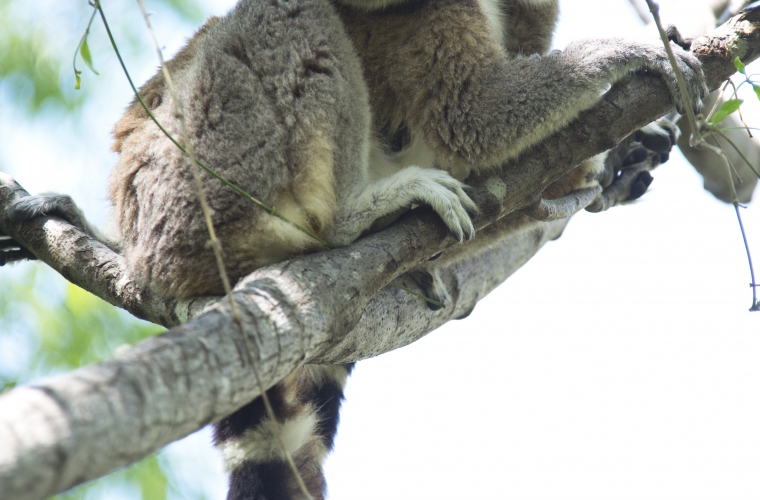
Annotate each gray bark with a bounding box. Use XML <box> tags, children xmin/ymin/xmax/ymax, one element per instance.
<box><xmin>0</xmin><ymin>10</ymin><xmax>759</xmax><ymax>500</ymax></box>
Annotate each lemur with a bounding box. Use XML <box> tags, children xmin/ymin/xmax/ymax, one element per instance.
<box><xmin>2</xmin><ymin>0</ymin><xmax>707</xmax><ymax>498</ymax></box>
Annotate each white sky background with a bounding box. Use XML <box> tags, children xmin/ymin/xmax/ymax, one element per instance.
<box><xmin>1</xmin><ymin>0</ymin><xmax>759</xmax><ymax>499</ymax></box>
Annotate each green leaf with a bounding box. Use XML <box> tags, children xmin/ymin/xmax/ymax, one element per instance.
<box><xmin>734</xmin><ymin>56</ymin><xmax>746</xmax><ymax>75</ymax></box>
<box><xmin>711</xmin><ymin>98</ymin><xmax>743</xmax><ymax>125</ymax></box>
<box><xmin>74</xmin><ymin>71</ymin><xmax>81</xmax><ymax>90</ymax></box>
<box><xmin>753</xmin><ymin>85</ymin><xmax>760</xmax><ymax>101</ymax></box>
<box><xmin>79</xmin><ymin>38</ymin><xmax>99</xmax><ymax>75</ymax></box>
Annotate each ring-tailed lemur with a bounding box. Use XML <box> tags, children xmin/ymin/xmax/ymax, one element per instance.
<box><xmin>3</xmin><ymin>0</ymin><xmax>706</xmax><ymax>497</ymax></box>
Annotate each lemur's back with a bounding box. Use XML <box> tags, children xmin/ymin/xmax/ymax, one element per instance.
<box><xmin>110</xmin><ymin>0</ymin><xmax>371</xmax><ymax>298</ymax></box>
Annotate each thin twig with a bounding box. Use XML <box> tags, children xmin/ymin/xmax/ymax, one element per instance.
<box><xmin>645</xmin><ymin>0</ymin><xmax>757</xmax><ymax>310</ymax></box>
<box><xmin>713</xmin><ymin>128</ymin><xmax>760</xmax><ymax>178</ymax></box>
<box><xmin>705</xmin><ymin>81</ymin><xmax>732</xmax><ymax>122</ymax></box>
<box><xmin>711</xmin><ymin>126</ymin><xmax>760</xmax><ymax>132</ymax></box>
<box><xmin>72</xmin><ymin>8</ymin><xmax>99</xmax><ymax>89</ymax></box>
<box><xmin>726</xmin><ymin>79</ymin><xmax>753</xmax><ymax>137</ymax></box>
<box><xmin>133</xmin><ymin>2</ymin><xmax>314</xmax><ymax>498</ymax></box>
<box><xmin>708</xmin><ymin>134</ymin><xmax>744</xmax><ymax>183</ymax></box>
<box><xmin>734</xmin><ymin>204</ymin><xmax>759</xmax><ymax>311</ymax></box>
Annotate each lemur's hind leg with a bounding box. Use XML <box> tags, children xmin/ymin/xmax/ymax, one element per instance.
<box><xmin>586</xmin><ymin>118</ymin><xmax>678</xmax><ymax>212</ymax></box>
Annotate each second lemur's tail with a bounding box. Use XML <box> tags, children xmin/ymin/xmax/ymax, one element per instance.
<box><xmin>214</xmin><ymin>363</ymin><xmax>355</xmax><ymax>500</ymax></box>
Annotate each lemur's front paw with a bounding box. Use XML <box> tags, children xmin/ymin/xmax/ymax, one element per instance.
<box><xmin>402</xmin><ymin>167</ymin><xmax>477</xmax><ymax>242</ymax></box>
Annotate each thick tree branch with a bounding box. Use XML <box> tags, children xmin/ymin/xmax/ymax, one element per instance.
<box><xmin>1</xmin><ymin>11</ymin><xmax>759</xmax><ymax>500</ymax></box>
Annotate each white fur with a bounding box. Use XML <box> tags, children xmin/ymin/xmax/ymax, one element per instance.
<box><xmin>477</xmin><ymin>0</ymin><xmax>506</xmax><ymax>47</ymax></box>
<box><xmin>219</xmin><ymin>409</ymin><xmax>325</xmax><ymax>470</ymax></box>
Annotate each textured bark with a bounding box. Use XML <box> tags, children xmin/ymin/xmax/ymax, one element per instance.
<box><xmin>0</xmin><ymin>11</ymin><xmax>759</xmax><ymax>500</ymax></box>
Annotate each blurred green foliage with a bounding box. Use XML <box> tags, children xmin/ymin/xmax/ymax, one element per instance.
<box><xmin>0</xmin><ymin>265</ymin><xmax>179</xmax><ymax>500</ymax></box>
<box><xmin>0</xmin><ymin>0</ymin><xmax>204</xmax><ymax>115</ymax></box>
<box><xmin>0</xmin><ymin>1</ymin><xmax>219</xmax><ymax>498</ymax></box>
<box><xmin>0</xmin><ymin>21</ymin><xmax>84</xmax><ymax>113</ymax></box>
<box><xmin>0</xmin><ymin>265</ymin><xmax>162</xmax><ymax>378</ymax></box>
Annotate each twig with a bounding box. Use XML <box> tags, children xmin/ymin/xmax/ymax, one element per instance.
<box><xmin>705</xmin><ymin>81</ymin><xmax>732</xmax><ymax>122</ymax></box>
<box><xmin>713</xmin><ymin>128</ymin><xmax>760</xmax><ymax>178</ymax></box>
<box><xmin>726</xmin><ymin>79</ymin><xmax>753</xmax><ymax>137</ymax></box>
<box><xmin>72</xmin><ymin>8</ymin><xmax>99</xmax><ymax>89</ymax></box>
<box><xmin>645</xmin><ymin>0</ymin><xmax>757</xmax><ymax>309</ymax></box>
<box><xmin>734</xmin><ymin>203</ymin><xmax>759</xmax><ymax>311</ymax></box>
<box><xmin>133</xmin><ymin>2</ymin><xmax>315</xmax><ymax>498</ymax></box>
<box><xmin>646</xmin><ymin>0</ymin><xmax>750</xmax><ymax>198</ymax></box>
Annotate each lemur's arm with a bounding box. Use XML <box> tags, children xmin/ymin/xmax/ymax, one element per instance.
<box><xmin>502</xmin><ymin>0</ymin><xmax>559</xmax><ymax>56</ymax></box>
<box><xmin>336</xmin><ymin>0</ymin><xmax>707</xmax><ymax>174</ymax></box>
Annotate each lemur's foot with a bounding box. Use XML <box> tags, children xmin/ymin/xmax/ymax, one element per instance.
<box><xmin>0</xmin><ymin>235</ymin><xmax>36</xmax><ymax>265</ymax></box>
<box><xmin>632</xmin><ymin>118</ymin><xmax>678</xmax><ymax>166</ymax></box>
<box><xmin>408</xmin><ymin>267</ymin><xmax>450</xmax><ymax>311</ymax></box>
<box><xmin>587</xmin><ymin>118</ymin><xmax>677</xmax><ymax>212</ymax></box>
<box><xmin>400</xmin><ymin>167</ymin><xmax>478</xmax><ymax>243</ymax></box>
<box><xmin>0</xmin><ymin>173</ymin><xmax>39</xmax><ymax>265</ymax></box>
<box><xmin>624</xmin><ymin>118</ymin><xmax>677</xmax><ymax>200</ymax></box>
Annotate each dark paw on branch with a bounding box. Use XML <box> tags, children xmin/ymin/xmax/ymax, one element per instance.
<box><xmin>0</xmin><ymin>235</ymin><xmax>37</xmax><ymax>265</ymax></box>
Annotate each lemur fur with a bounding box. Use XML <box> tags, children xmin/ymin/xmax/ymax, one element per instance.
<box><xmin>4</xmin><ymin>0</ymin><xmax>705</xmax><ymax>498</ymax></box>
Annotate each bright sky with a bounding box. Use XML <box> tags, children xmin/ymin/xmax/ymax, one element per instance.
<box><xmin>1</xmin><ymin>1</ymin><xmax>758</xmax><ymax>499</ymax></box>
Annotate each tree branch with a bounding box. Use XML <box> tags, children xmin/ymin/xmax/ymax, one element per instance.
<box><xmin>1</xmin><ymin>10</ymin><xmax>759</xmax><ymax>500</ymax></box>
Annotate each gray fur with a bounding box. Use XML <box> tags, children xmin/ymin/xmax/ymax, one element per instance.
<box><xmin>334</xmin><ymin>0</ymin><xmax>705</xmax><ymax>180</ymax></box>
<box><xmin>110</xmin><ymin>0</ymin><xmax>477</xmax><ymax>298</ymax></box>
